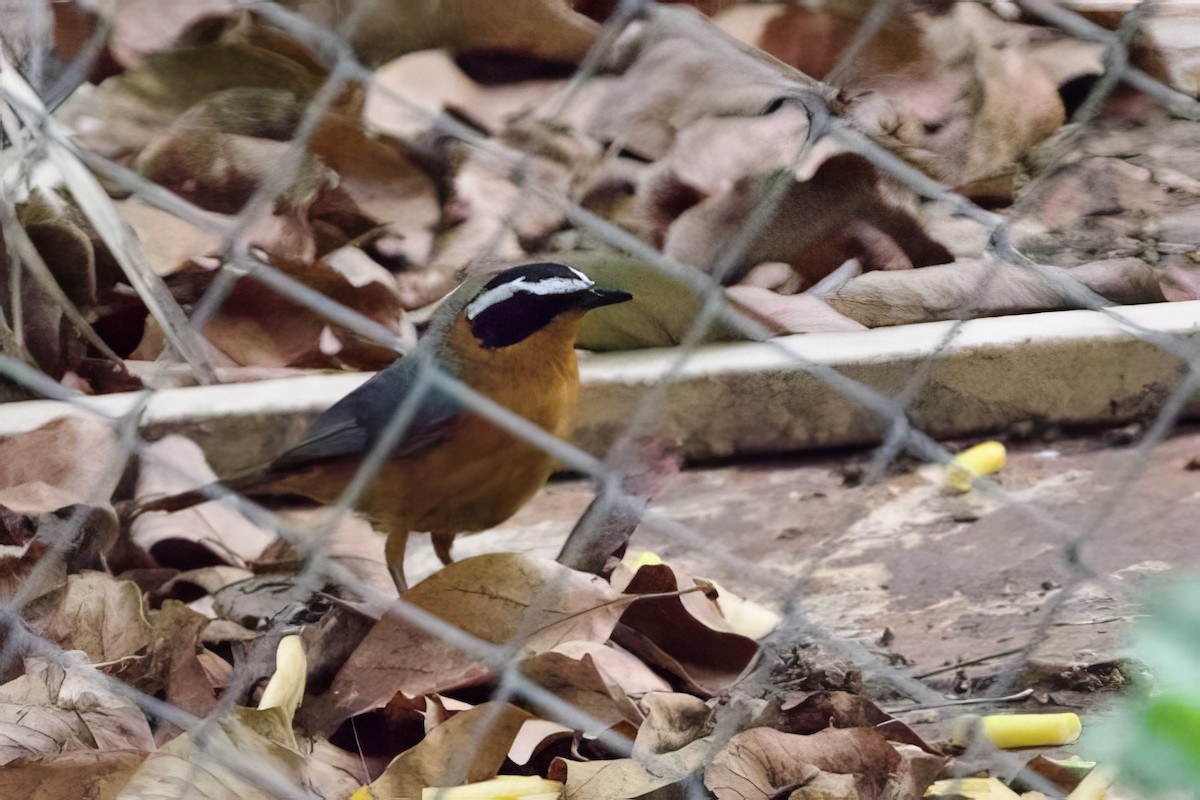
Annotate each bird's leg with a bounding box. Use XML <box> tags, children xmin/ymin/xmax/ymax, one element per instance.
<box><xmin>384</xmin><ymin>529</ymin><xmax>410</xmax><ymax>594</ymax></box>
<box><xmin>431</xmin><ymin>532</ymin><xmax>455</xmax><ymax>566</ymax></box>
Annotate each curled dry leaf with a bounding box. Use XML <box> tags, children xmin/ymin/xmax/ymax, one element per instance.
<box><xmin>308</xmin><ymin>554</ymin><xmax>629</xmax><ymax>731</ymax></box>
<box><xmin>589</xmin><ymin>8</ymin><xmax>825</xmax><ymax>161</ymax></box>
<box><xmin>0</xmin><ymin>659</ymin><xmax>155</xmax><ymax>766</ymax></box>
<box><xmin>23</xmin><ymin>572</ymin><xmax>152</xmax><ymax>664</ymax></box>
<box><xmin>309</xmin><ymin>113</ymin><xmax>440</xmax><ymax>267</ymax></box>
<box><xmin>725</xmin><ymin>285</ymin><xmax>867</xmax><ymax>335</ymax></box>
<box><xmin>631</xmin><ymin>691</ymin><xmax>711</xmax><ymax>761</ymax></box>
<box><xmin>612</xmin><ymin>563</ymin><xmax>760</xmax><ymax>696</ymax></box>
<box><xmin>122</xmin><ymin>600</ymin><xmax>221</xmax><ymax>719</ymax></box>
<box><xmin>407</xmin><ymin>126</ymin><xmax>592</xmax><ymax>309</ymax></box>
<box><xmin>0</xmin><ymin>749</ymin><xmax>147</xmax><ymax>800</ymax></box>
<box><xmin>553</xmin><ymin>641</ymin><xmax>672</xmax><ymax>698</ymax></box>
<box><xmin>827</xmin><ymin>257</ymin><xmax>1164</xmax><ymax>327</ymax></box>
<box><xmin>279</xmin><ymin>0</ymin><xmax>599</xmax><ymax>67</ymax></box>
<box><xmin>116</xmin><ymin>708</ymin><xmax>308</xmax><ymax>800</ymax></box>
<box><xmin>583</xmin><ymin>9</ymin><xmax>950</xmax><ymax>284</ymax></box>
<box><xmin>778</xmin><ymin>691</ymin><xmax>938</xmax><ymax>754</ymax></box>
<box><xmin>518</xmin><ymin>651</ymin><xmax>645</xmax><ymax>735</ymax></box>
<box><xmin>0</xmin><ymin>417</ymin><xmax>119</xmax><ymax>506</ymax></box>
<box><xmin>201</xmin><ymin>250</ymin><xmax>413</xmax><ymax>370</ymax></box>
<box><xmin>703</xmin><ymin>726</ymin><xmax>902</xmax><ymax>800</ymax></box>
<box><xmin>0</xmin><ymin>502</ymin><xmax>119</xmax><ymax>603</ymax></box>
<box><xmin>719</xmin><ymin>1</ymin><xmax>1104</xmax><ymax>199</ymax></box>
<box><xmin>366</xmin><ymin>50</ymin><xmax>561</xmax><ymax>141</ymax></box>
<box><xmin>357</xmin><ymin>702</ymin><xmax>535</xmax><ymax>800</ymax></box>
<box><xmin>0</xmin><ymin>195</ymin><xmax>99</xmax><ymax>380</ymax></box>
<box><xmin>549</xmin><ymin>695</ymin><xmax>724</xmax><ymax>800</ymax></box>
<box><xmin>97</xmin><ymin>0</ymin><xmax>239</xmax><ymax>67</ymax></box>
<box><xmin>115</xmin><ymin>199</ymin><xmax>224</xmax><ymax>277</ymax></box>
<box><xmin>132</xmin><ymin>436</ymin><xmax>276</xmax><ymax>568</ymax></box>
<box><xmin>154</xmin><ymin>566</ymin><xmax>256</xmax><ymax>608</ymax></box>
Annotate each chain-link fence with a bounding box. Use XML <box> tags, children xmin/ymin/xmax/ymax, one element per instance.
<box><xmin>1</xmin><ymin>0</ymin><xmax>1199</xmax><ymax>797</ymax></box>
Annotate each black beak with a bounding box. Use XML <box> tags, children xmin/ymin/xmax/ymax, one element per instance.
<box><xmin>576</xmin><ymin>287</ymin><xmax>632</xmax><ymax>310</ymax></box>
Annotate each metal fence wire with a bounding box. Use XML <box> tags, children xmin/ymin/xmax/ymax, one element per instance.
<box><xmin>1</xmin><ymin>0</ymin><xmax>1200</xmax><ymax>797</ymax></box>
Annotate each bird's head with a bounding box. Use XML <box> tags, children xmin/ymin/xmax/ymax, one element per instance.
<box><xmin>463</xmin><ymin>262</ymin><xmax>632</xmax><ymax>349</ymax></box>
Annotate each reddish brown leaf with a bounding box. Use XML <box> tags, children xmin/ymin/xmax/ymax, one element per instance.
<box><xmin>613</xmin><ymin>564</ymin><xmax>760</xmax><ymax>696</ymax></box>
<box><xmin>704</xmin><ymin>726</ymin><xmax>902</xmax><ymax>800</ymax></box>
<box><xmin>307</xmin><ymin>554</ymin><xmax>629</xmax><ymax>731</ymax></box>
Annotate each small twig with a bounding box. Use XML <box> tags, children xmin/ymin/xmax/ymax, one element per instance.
<box><xmin>914</xmin><ymin>647</ymin><xmax>1026</xmax><ymax>679</ymax></box>
<box><xmin>888</xmin><ymin>688</ymin><xmax>1035</xmax><ymax>714</ymax></box>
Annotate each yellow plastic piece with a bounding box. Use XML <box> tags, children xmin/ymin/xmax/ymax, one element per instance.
<box><xmin>421</xmin><ymin>776</ymin><xmax>565</xmax><ymax>799</ymax></box>
<box><xmin>708</xmin><ymin>580</ymin><xmax>781</xmax><ymax>640</ymax></box>
<box><xmin>945</xmin><ymin>441</ymin><xmax>1007</xmax><ymax>493</ymax></box>
<box><xmin>924</xmin><ymin>777</ymin><xmax>1021</xmax><ymax>799</ymax></box>
<box><xmin>1066</xmin><ymin>764</ymin><xmax>1116</xmax><ymax>800</ymax></box>
<box><xmin>629</xmin><ymin>551</ymin><xmax>663</xmax><ymax>568</ymax></box>
<box><xmin>951</xmin><ymin>712</ymin><xmax>1082</xmax><ymax>749</ymax></box>
<box><xmin>256</xmin><ymin>635</ymin><xmax>306</xmax><ymax>726</ymax></box>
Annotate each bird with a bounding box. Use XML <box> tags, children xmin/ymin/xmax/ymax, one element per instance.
<box><xmin>136</xmin><ymin>262</ymin><xmax>632</xmax><ymax>593</ymax></box>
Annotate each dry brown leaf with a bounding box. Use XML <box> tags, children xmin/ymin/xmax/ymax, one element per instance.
<box><xmin>132</xmin><ymin>436</ymin><xmax>277</xmax><ymax>568</ymax></box>
<box><xmin>109</xmin><ymin>13</ymin><xmax>328</xmax><ymax>117</ymax></box>
<box><xmin>720</xmin><ymin>2</ymin><xmax>1104</xmax><ymax>198</ymax></box>
<box><xmin>115</xmin><ymin>199</ymin><xmax>223</xmax><ymax>277</ymax></box>
<box><xmin>704</xmin><ymin>726</ymin><xmax>901</xmax><ymax>800</ymax></box>
<box><xmin>61</xmin><ymin>14</ymin><xmax>329</xmax><ymax>161</ymax></box>
<box><xmin>304</xmin><ymin>736</ymin><xmax>369</xmax><ymax>799</ymax></box>
<box><xmin>508</xmin><ymin>718</ymin><xmax>574</xmax><ymax>768</ymax></box>
<box><xmin>309</xmin><ymin>114</ymin><xmax>440</xmax><ymax>266</ymax></box>
<box><xmin>0</xmin><ymin>418</ymin><xmax>119</xmax><ymax>505</ymax></box>
<box><xmin>280</xmin><ymin>0</ymin><xmax>599</xmax><ymax>67</ymax></box>
<box><xmin>268</xmin><ymin>506</ymin><xmax>395</xmax><ymax>599</ymax></box>
<box><xmin>553</xmin><ymin>641</ymin><xmax>672</xmax><ymax>698</ymax></box>
<box><xmin>307</xmin><ymin>554</ymin><xmax>628</xmax><ymax>731</ymax></box>
<box><xmin>201</xmin><ymin>251</ymin><xmax>413</xmax><ymax>369</ymax></box>
<box><xmin>612</xmin><ymin>564</ymin><xmax>760</xmax><ymax>696</ymax></box>
<box><xmin>549</xmin><ymin>731</ymin><xmax>716</xmax><ymax>800</ymax></box>
<box><xmin>407</xmin><ymin>127</ymin><xmax>589</xmax><ymax>308</ymax></box>
<box><xmin>0</xmin><ymin>504</ymin><xmax>119</xmax><ymax>602</ymax></box>
<box><xmin>588</xmin><ymin>8</ymin><xmax>824</xmax><ymax>161</ymax></box>
<box><xmin>360</xmin><ymin>702</ymin><xmax>536</xmax><ymax>799</ymax></box>
<box><xmin>726</xmin><ymin>286</ymin><xmax>867</xmax><ymax>334</ymax></box>
<box><xmin>661</xmin><ymin>154</ymin><xmax>951</xmax><ymax>284</ymax></box>
<box><xmin>0</xmin><ymin>659</ymin><xmax>154</xmax><ymax>766</ymax></box>
<box><xmin>366</xmin><ymin>50</ymin><xmax>561</xmax><ymax>141</ymax></box>
<box><xmin>519</xmin><ymin>651</ymin><xmax>644</xmax><ymax>735</ymax></box>
<box><xmin>1159</xmin><ymin>255</ymin><xmax>1200</xmax><ymax>301</ymax></box>
<box><xmin>631</xmin><ymin>692</ymin><xmax>712</xmax><ymax>760</ymax></box>
<box><xmin>827</xmin><ymin>257</ymin><xmax>1164</xmax><ymax>327</ymax></box>
<box><xmin>24</xmin><ymin>572</ymin><xmax>152</xmax><ymax>663</ymax></box>
<box><xmin>0</xmin><ymin>749</ymin><xmax>147</xmax><ymax>800</ymax></box>
<box><xmin>122</xmin><ymin>600</ymin><xmax>221</xmax><ymax>720</ymax></box>
<box><xmin>99</xmin><ymin>0</ymin><xmax>239</xmax><ymax>67</ymax></box>
<box><xmin>116</xmin><ymin>708</ymin><xmax>309</xmax><ymax>799</ymax></box>
<box><xmin>0</xmin><ymin>197</ymin><xmax>99</xmax><ymax>379</ymax></box>
<box><xmin>778</xmin><ymin>692</ymin><xmax>938</xmax><ymax>754</ymax></box>
<box><xmin>136</xmin><ymin>127</ymin><xmax>331</xmax><ymax>216</ymax></box>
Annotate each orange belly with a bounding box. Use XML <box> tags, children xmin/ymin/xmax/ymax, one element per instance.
<box><xmin>267</xmin><ymin>312</ymin><xmax>584</xmax><ymax>539</ymax></box>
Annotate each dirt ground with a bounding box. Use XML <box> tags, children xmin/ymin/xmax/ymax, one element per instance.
<box><xmin>408</xmin><ymin>425</ymin><xmax>1200</xmax><ymax>726</ymax></box>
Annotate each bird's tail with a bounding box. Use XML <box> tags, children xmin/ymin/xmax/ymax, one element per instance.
<box><xmin>122</xmin><ymin>472</ymin><xmax>270</xmax><ymax>522</ymax></box>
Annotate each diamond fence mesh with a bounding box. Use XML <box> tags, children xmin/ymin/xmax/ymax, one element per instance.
<box><xmin>1</xmin><ymin>0</ymin><xmax>1199</xmax><ymax>797</ymax></box>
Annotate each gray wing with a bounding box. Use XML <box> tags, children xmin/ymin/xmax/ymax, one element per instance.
<box><xmin>267</xmin><ymin>350</ymin><xmax>463</xmax><ymax>472</ymax></box>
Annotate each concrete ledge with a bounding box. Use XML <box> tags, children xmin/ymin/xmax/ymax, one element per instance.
<box><xmin>1</xmin><ymin>300</ymin><xmax>1197</xmax><ymax>469</ymax></box>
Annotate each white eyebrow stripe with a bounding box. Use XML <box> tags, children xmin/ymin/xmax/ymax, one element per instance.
<box><xmin>465</xmin><ymin>272</ymin><xmax>595</xmax><ymax>320</ymax></box>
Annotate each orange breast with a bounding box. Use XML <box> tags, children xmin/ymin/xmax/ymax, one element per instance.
<box><xmin>271</xmin><ymin>311</ymin><xmax>585</xmax><ymax>538</ymax></box>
